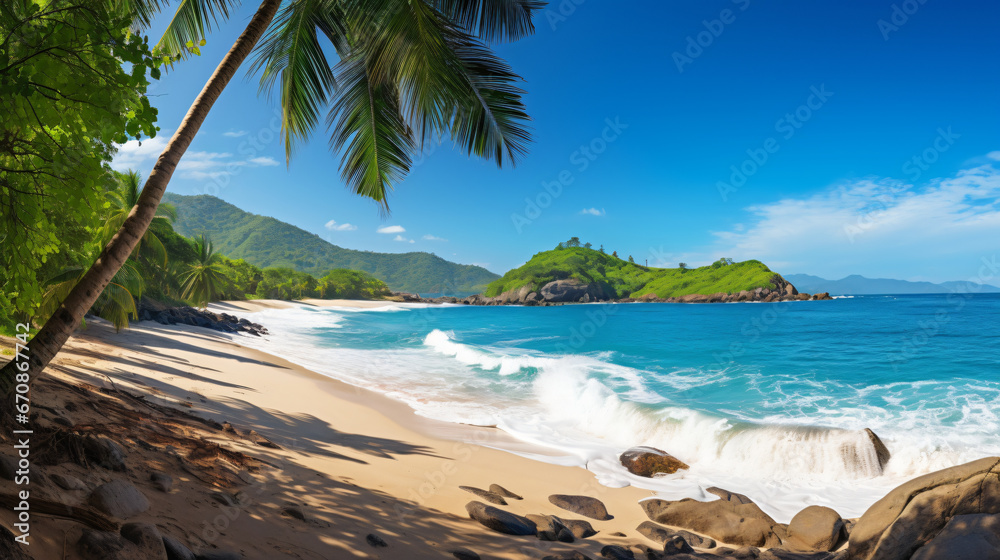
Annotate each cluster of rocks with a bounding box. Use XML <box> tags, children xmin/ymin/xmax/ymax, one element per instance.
<box><xmin>400</xmin><ymin>276</ymin><xmax>832</xmax><ymax>306</ymax></box>
<box><xmin>461</xmin><ymin>439</ymin><xmax>998</xmax><ymax>559</ymax></box>
<box><xmin>134</xmin><ymin>299</ymin><xmax>268</xmax><ymax>336</ymax></box>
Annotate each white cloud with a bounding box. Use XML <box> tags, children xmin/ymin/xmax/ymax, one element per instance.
<box><xmin>422</xmin><ymin>234</ymin><xmax>447</xmax><ymax>241</ymax></box>
<box><xmin>580</xmin><ymin>207</ymin><xmax>606</xmax><ymax>216</ymax></box>
<box><xmin>988</xmin><ymin>151</ymin><xmax>1000</xmax><ymax>161</ymax></box>
<box><xmin>223</xmin><ymin>130</ymin><xmax>247</xmax><ymax>137</ymax></box>
<box><xmin>325</xmin><ymin>220</ymin><xmax>357</xmax><ymax>231</ymax></box>
<box><xmin>377</xmin><ymin>225</ymin><xmax>406</xmax><ymax>234</ymax></box>
<box><xmin>111</xmin><ymin>135</ymin><xmax>168</xmax><ymax>171</ymax></box>
<box><xmin>394</xmin><ymin>234</ymin><xmax>415</xmax><ymax>244</ymax></box>
<box><xmin>249</xmin><ymin>156</ymin><xmax>280</xmax><ymax>166</ymax></box>
<box><xmin>701</xmin><ymin>160</ymin><xmax>1000</xmax><ymax>281</ymax></box>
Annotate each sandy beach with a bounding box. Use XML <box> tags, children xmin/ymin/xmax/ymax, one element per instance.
<box><xmin>0</xmin><ymin>299</ymin><xmax>660</xmax><ymax>559</ymax></box>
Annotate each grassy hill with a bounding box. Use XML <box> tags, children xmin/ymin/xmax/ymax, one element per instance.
<box><xmin>163</xmin><ymin>194</ymin><xmax>498</xmax><ymax>294</ymax></box>
<box><xmin>485</xmin><ymin>247</ymin><xmax>783</xmax><ymax>298</ymax></box>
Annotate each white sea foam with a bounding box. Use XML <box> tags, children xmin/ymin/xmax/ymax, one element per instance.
<box><xmin>221</xmin><ymin>304</ymin><xmax>1000</xmax><ymax>522</ymax></box>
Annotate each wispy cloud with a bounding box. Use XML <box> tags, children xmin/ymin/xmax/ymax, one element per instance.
<box><xmin>580</xmin><ymin>207</ymin><xmax>606</xmax><ymax>216</ymax></box>
<box><xmin>249</xmin><ymin>156</ymin><xmax>280</xmax><ymax>166</ymax></box>
<box><xmin>111</xmin><ymin>135</ymin><xmax>281</xmax><ymax>180</ymax></box>
<box><xmin>110</xmin><ymin>136</ymin><xmax>168</xmax><ymax>171</ymax></box>
<box><xmin>700</xmin><ymin>158</ymin><xmax>1000</xmax><ymax>280</ymax></box>
<box><xmin>394</xmin><ymin>234</ymin><xmax>415</xmax><ymax>244</ymax></box>
<box><xmin>325</xmin><ymin>220</ymin><xmax>357</xmax><ymax>232</ymax></box>
<box><xmin>377</xmin><ymin>225</ymin><xmax>405</xmax><ymax>234</ymax></box>
<box><xmin>422</xmin><ymin>234</ymin><xmax>447</xmax><ymax>241</ymax></box>
<box><xmin>223</xmin><ymin>130</ymin><xmax>247</xmax><ymax>137</ymax></box>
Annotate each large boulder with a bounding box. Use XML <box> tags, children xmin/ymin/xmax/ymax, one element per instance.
<box><xmin>465</xmin><ymin>501</ymin><xmax>536</xmax><ymax>535</ymax></box>
<box><xmin>640</xmin><ymin>496</ymin><xmax>781</xmax><ymax>547</ymax></box>
<box><xmin>539</xmin><ymin>279</ymin><xmax>610</xmax><ymax>303</ymax></box>
<box><xmin>785</xmin><ymin>506</ymin><xmax>845</xmax><ymax>552</ymax></box>
<box><xmin>78</xmin><ymin>530</ymin><xmax>148</xmax><ymax>560</ymax></box>
<box><xmin>619</xmin><ymin>447</ymin><xmax>689</xmax><ymax>477</ymax></box>
<box><xmin>910</xmin><ymin>514</ymin><xmax>1000</xmax><ymax>560</ymax></box>
<box><xmin>549</xmin><ymin>494</ymin><xmax>613</xmax><ymax>520</ymax></box>
<box><xmin>848</xmin><ymin>457</ymin><xmax>1000</xmax><ymax>560</ymax></box>
<box><xmin>88</xmin><ymin>480</ymin><xmax>150</xmax><ymax>519</ymax></box>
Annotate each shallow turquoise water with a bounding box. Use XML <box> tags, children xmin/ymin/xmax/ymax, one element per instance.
<box><xmin>232</xmin><ymin>294</ymin><xmax>1000</xmax><ymax>519</ymax></box>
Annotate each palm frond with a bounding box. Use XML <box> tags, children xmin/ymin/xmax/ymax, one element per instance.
<box><xmin>251</xmin><ymin>0</ymin><xmax>346</xmax><ymax>161</ymax></box>
<box><xmin>445</xmin><ymin>33</ymin><xmax>530</xmax><ymax>166</ymax></box>
<box><xmin>156</xmin><ymin>0</ymin><xmax>243</xmax><ymax>58</ymax></box>
<box><xmin>156</xmin><ymin>201</ymin><xmax>178</xmax><ymax>223</ymax></box>
<box><xmin>433</xmin><ymin>0</ymin><xmax>546</xmax><ymax>42</ymax></box>
<box><xmin>328</xmin><ymin>53</ymin><xmax>414</xmax><ymax>211</ymax></box>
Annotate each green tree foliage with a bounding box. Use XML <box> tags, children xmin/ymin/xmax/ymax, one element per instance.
<box><xmin>485</xmin><ymin>247</ymin><xmax>782</xmax><ymax>299</ymax></box>
<box><xmin>165</xmin><ymin>193</ymin><xmax>498</xmax><ymax>293</ymax></box>
<box><xmin>679</xmin><ymin>263</ymin><xmax>688</xmax><ymax>271</ymax></box>
<box><xmin>180</xmin><ymin>235</ymin><xmax>227</xmax><ymax>308</ymax></box>
<box><xmin>628</xmin><ymin>255</ymin><xmax>635</xmax><ymax>263</ymax></box>
<box><xmin>318</xmin><ymin>270</ymin><xmax>391</xmax><ymax>300</ymax></box>
<box><xmin>0</xmin><ymin>1</ymin><xmax>158</xmax><ymax>323</ymax></box>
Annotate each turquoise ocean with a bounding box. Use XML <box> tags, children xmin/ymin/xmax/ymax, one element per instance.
<box><xmin>227</xmin><ymin>294</ymin><xmax>1000</xmax><ymax>521</ymax></box>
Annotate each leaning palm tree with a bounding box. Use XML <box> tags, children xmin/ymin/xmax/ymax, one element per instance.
<box><xmin>179</xmin><ymin>235</ymin><xmax>226</xmax><ymax>308</ymax></box>
<box><xmin>4</xmin><ymin>0</ymin><xmax>541</xmax><ymax>388</ymax></box>
<box><xmin>102</xmin><ymin>169</ymin><xmax>178</xmax><ymax>266</ymax></box>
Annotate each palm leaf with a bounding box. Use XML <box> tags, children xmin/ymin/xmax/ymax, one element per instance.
<box><xmin>155</xmin><ymin>0</ymin><xmax>243</xmax><ymax>58</ymax></box>
<box><xmin>433</xmin><ymin>0</ymin><xmax>546</xmax><ymax>42</ymax></box>
<box><xmin>328</xmin><ymin>53</ymin><xmax>414</xmax><ymax>210</ymax></box>
<box><xmin>251</xmin><ymin>0</ymin><xmax>346</xmax><ymax>161</ymax></box>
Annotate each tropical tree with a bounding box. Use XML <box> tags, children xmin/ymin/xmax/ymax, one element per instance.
<box><xmin>3</xmin><ymin>0</ymin><xmax>542</xmax><ymax>387</ymax></box>
<box><xmin>179</xmin><ymin>235</ymin><xmax>227</xmax><ymax>308</ymax></box>
<box><xmin>102</xmin><ymin>170</ymin><xmax>178</xmax><ymax>266</ymax></box>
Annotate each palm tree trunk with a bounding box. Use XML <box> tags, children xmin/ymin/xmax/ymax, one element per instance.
<box><xmin>0</xmin><ymin>0</ymin><xmax>282</xmax><ymax>393</ymax></box>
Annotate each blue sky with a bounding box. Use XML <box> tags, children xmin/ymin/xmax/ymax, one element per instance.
<box><xmin>113</xmin><ymin>0</ymin><xmax>1000</xmax><ymax>283</ymax></box>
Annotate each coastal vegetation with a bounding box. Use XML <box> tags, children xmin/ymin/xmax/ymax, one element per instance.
<box><xmin>1</xmin><ymin>0</ymin><xmax>539</xmax><ymax>383</ymax></box>
<box><xmin>486</xmin><ymin>242</ymin><xmax>782</xmax><ymax>299</ymax></box>
<box><xmin>164</xmin><ymin>194</ymin><xmax>498</xmax><ymax>293</ymax></box>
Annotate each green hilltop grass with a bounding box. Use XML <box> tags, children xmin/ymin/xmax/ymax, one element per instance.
<box><xmin>485</xmin><ymin>247</ymin><xmax>782</xmax><ymax>299</ymax></box>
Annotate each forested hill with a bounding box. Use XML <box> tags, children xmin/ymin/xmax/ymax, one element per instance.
<box><xmin>163</xmin><ymin>194</ymin><xmax>498</xmax><ymax>294</ymax></box>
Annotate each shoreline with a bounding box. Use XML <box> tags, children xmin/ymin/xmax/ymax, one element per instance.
<box><xmin>2</xmin><ymin>311</ymin><xmax>658</xmax><ymax>559</ymax></box>
<box><xmin>3</xmin><ymin>298</ymin><xmax>993</xmax><ymax>558</ymax></box>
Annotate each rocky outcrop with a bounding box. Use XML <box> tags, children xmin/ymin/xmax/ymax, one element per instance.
<box><xmin>640</xmin><ymin>496</ymin><xmax>782</xmax><ymax>547</ymax></box>
<box><xmin>785</xmin><ymin>506</ymin><xmax>845</xmax><ymax>552</ymax></box>
<box><xmin>489</xmin><ymin>483</ymin><xmax>522</xmax><ymax>500</ymax></box>
<box><xmin>448</xmin><ymin>274</ymin><xmax>833</xmax><ymax>307</ymax></box>
<box><xmin>848</xmin><ymin>457</ymin><xmax>1000</xmax><ymax>560</ymax></box>
<box><xmin>549</xmin><ymin>494</ymin><xmax>613</xmax><ymax>520</ymax></box>
<box><xmin>136</xmin><ymin>299</ymin><xmax>268</xmax><ymax>336</ymax></box>
<box><xmin>637</xmin><ymin>521</ymin><xmax>717</xmax><ymax>549</ymax></box>
<box><xmin>619</xmin><ymin>446</ymin><xmax>689</xmax><ymax>477</ymax></box>
<box><xmin>539</xmin><ymin>279</ymin><xmax>611</xmax><ymax>303</ymax></box>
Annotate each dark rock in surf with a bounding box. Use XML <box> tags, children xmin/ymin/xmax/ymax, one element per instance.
<box><xmin>620</xmin><ymin>446</ymin><xmax>689</xmax><ymax>477</ymax></box>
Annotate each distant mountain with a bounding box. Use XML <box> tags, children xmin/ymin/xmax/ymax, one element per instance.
<box><xmin>164</xmin><ymin>194</ymin><xmax>498</xmax><ymax>294</ymax></box>
<box><xmin>785</xmin><ymin>274</ymin><xmax>1000</xmax><ymax>295</ymax></box>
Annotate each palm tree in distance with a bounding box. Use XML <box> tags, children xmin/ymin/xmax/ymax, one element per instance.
<box><xmin>180</xmin><ymin>235</ymin><xmax>226</xmax><ymax>308</ymax></box>
<box><xmin>3</xmin><ymin>0</ymin><xmax>542</xmax><ymax>389</ymax></box>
